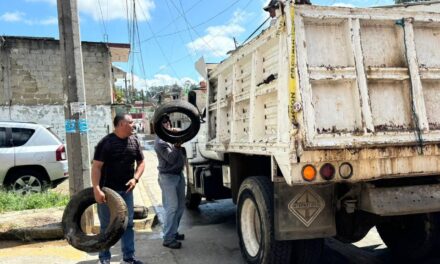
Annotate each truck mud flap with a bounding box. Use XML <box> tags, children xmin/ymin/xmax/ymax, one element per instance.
<box><xmin>359</xmin><ymin>183</ymin><xmax>440</xmax><ymax>216</ymax></box>
<box><xmin>274</xmin><ymin>182</ymin><xmax>336</xmax><ymax>240</ymax></box>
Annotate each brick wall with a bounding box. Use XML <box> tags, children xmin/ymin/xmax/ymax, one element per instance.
<box><xmin>0</xmin><ymin>37</ymin><xmax>112</xmax><ymax>105</ymax></box>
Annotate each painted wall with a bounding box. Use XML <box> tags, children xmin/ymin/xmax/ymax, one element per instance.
<box><xmin>0</xmin><ymin>105</ymin><xmax>112</xmax><ymax>157</ymax></box>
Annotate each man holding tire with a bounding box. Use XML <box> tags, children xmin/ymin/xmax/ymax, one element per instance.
<box><xmin>92</xmin><ymin>113</ymin><xmax>145</xmax><ymax>264</ymax></box>
<box><xmin>154</xmin><ymin>115</ymin><xmax>186</xmax><ymax>249</ymax></box>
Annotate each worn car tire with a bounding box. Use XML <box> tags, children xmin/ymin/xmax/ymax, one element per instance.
<box><xmin>62</xmin><ymin>187</ymin><xmax>128</xmax><ymax>253</ymax></box>
<box><xmin>377</xmin><ymin>213</ymin><xmax>440</xmax><ymax>260</ymax></box>
<box><xmin>153</xmin><ymin>100</ymin><xmax>200</xmax><ymax>144</ymax></box>
<box><xmin>133</xmin><ymin>205</ymin><xmax>148</xmax><ymax>219</ymax></box>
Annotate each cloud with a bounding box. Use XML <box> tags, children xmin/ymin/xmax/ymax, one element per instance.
<box><xmin>115</xmin><ymin>72</ymin><xmax>197</xmax><ymax>90</ymax></box>
<box><xmin>187</xmin><ymin>10</ymin><xmax>250</xmax><ymax>58</ymax></box>
<box><xmin>0</xmin><ymin>11</ymin><xmax>25</xmax><ymax>22</ymax></box>
<box><xmin>25</xmin><ymin>0</ymin><xmax>155</xmax><ymax>21</ymax></box>
<box><xmin>332</xmin><ymin>3</ymin><xmax>355</xmax><ymax>7</ymax></box>
<box><xmin>39</xmin><ymin>17</ymin><xmax>58</xmax><ymax>25</ymax></box>
<box><xmin>0</xmin><ymin>11</ymin><xmax>57</xmax><ymax>25</ymax></box>
<box><xmin>78</xmin><ymin>0</ymin><xmax>154</xmax><ymax>22</ymax></box>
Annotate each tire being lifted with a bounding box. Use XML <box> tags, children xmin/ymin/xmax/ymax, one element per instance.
<box><xmin>153</xmin><ymin>100</ymin><xmax>200</xmax><ymax>144</ymax></box>
<box><xmin>62</xmin><ymin>187</ymin><xmax>128</xmax><ymax>253</ymax></box>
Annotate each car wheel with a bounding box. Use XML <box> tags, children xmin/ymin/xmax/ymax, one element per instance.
<box><xmin>10</xmin><ymin>170</ymin><xmax>47</xmax><ymax>195</ymax></box>
<box><xmin>153</xmin><ymin>100</ymin><xmax>200</xmax><ymax>144</ymax></box>
<box><xmin>62</xmin><ymin>187</ymin><xmax>128</xmax><ymax>253</ymax></box>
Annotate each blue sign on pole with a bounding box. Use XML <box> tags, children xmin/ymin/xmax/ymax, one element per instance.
<box><xmin>65</xmin><ymin>119</ymin><xmax>76</xmax><ymax>133</ymax></box>
<box><xmin>78</xmin><ymin>118</ymin><xmax>88</xmax><ymax>133</ymax></box>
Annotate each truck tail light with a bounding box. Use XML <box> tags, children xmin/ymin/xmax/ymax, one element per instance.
<box><xmin>320</xmin><ymin>163</ymin><xmax>335</xmax><ymax>180</ymax></box>
<box><xmin>56</xmin><ymin>145</ymin><xmax>67</xmax><ymax>161</ymax></box>
<box><xmin>339</xmin><ymin>162</ymin><xmax>353</xmax><ymax>179</ymax></box>
<box><xmin>302</xmin><ymin>165</ymin><xmax>317</xmax><ymax>182</ymax></box>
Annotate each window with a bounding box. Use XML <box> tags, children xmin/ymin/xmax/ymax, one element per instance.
<box><xmin>0</xmin><ymin>128</ymin><xmax>6</xmax><ymax>148</ymax></box>
<box><xmin>12</xmin><ymin>128</ymin><xmax>35</xmax><ymax>147</ymax></box>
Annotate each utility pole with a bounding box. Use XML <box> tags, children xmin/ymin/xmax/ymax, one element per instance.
<box><xmin>57</xmin><ymin>0</ymin><xmax>93</xmax><ymax>231</ymax></box>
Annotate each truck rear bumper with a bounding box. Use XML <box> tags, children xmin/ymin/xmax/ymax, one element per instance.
<box><xmin>360</xmin><ymin>183</ymin><xmax>440</xmax><ymax>216</ymax></box>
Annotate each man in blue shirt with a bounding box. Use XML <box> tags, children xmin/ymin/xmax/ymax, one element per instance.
<box><xmin>154</xmin><ymin>115</ymin><xmax>185</xmax><ymax>249</ymax></box>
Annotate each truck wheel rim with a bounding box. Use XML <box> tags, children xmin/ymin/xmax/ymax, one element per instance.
<box><xmin>241</xmin><ymin>198</ymin><xmax>261</xmax><ymax>257</ymax></box>
<box><xmin>13</xmin><ymin>176</ymin><xmax>42</xmax><ymax>195</ymax></box>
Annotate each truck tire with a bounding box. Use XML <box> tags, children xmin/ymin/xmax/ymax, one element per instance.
<box><xmin>62</xmin><ymin>187</ymin><xmax>128</xmax><ymax>253</ymax></box>
<box><xmin>153</xmin><ymin>100</ymin><xmax>200</xmax><ymax>144</ymax></box>
<box><xmin>185</xmin><ymin>163</ymin><xmax>201</xmax><ymax>210</ymax></box>
<box><xmin>237</xmin><ymin>176</ymin><xmax>292</xmax><ymax>264</ymax></box>
<box><xmin>237</xmin><ymin>176</ymin><xmax>323</xmax><ymax>264</ymax></box>
<box><xmin>376</xmin><ymin>213</ymin><xmax>440</xmax><ymax>260</ymax></box>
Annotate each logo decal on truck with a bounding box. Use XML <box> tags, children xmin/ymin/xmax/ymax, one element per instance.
<box><xmin>288</xmin><ymin>188</ymin><xmax>325</xmax><ymax>227</ymax></box>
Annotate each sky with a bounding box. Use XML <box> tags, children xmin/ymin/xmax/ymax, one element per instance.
<box><xmin>0</xmin><ymin>0</ymin><xmax>394</xmax><ymax>90</ymax></box>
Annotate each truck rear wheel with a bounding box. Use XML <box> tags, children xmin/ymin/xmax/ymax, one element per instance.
<box><xmin>237</xmin><ymin>176</ymin><xmax>322</xmax><ymax>264</ymax></box>
<box><xmin>376</xmin><ymin>213</ymin><xmax>440</xmax><ymax>260</ymax></box>
<box><xmin>237</xmin><ymin>176</ymin><xmax>290</xmax><ymax>264</ymax></box>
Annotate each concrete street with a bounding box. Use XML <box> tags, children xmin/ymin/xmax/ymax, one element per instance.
<box><xmin>1</xmin><ymin>151</ymin><xmax>440</xmax><ymax>264</ymax></box>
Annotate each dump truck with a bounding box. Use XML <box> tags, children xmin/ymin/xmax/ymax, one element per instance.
<box><xmin>184</xmin><ymin>1</ymin><xmax>440</xmax><ymax>263</ymax></box>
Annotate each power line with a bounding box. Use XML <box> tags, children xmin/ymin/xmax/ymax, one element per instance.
<box><xmin>136</xmin><ymin>0</ymin><xmax>181</xmax><ymax>78</ymax></box>
<box><xmin>139</xmin><ymin>0</ymin><xmax>206</xmax><ymax>44</ymax></box>
<box><xmin>97</xmin><ymin>0</ymin><xmax>108</xmax><ymax>42</ymax></box>
<box><xmin>163</xmin><ymin>0</ymin><xmax>196</xmax><ymax>63</ymax></box>
<box><xmin>134</xmin><ymin>0</ymin><xmax>148</xmax><ymax>89</ymax></box>
<box><xmin>140</xmin><ymin>0</ymin><xmax>243</xmax><ymax>44</ymax></box>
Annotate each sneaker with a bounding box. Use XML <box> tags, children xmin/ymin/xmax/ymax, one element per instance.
<box><xmin>175</xmin><ymin>233</ymin><xmax>185</xmax><ymax>240</ymax></box>
<box><xmin>163</xmin><ymin>240</ymin><xmax>182</xmax><ymax>249</ymax></box>
<box><xmin>98</xmin><ymin>260</ymin><xmax>110</xmax><ymax>264</ymax></box>
<box><xmin>121</xmin><ymin>258</ymin><xmax>144</xmax><ymax>264</ymax></box>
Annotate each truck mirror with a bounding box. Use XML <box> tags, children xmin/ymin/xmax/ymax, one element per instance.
<box><xmin>188</xmin><ymin>90</ymin><xmax>197</xmax><ymax>107</ymax></box>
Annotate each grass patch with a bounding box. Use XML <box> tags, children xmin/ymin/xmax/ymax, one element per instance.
<box><xmin>0</xmin><ymin>191</ymin><xmax>69</xmax><ymax>213</ymax></box>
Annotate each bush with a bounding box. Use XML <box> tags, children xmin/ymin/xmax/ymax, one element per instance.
<box><xmin>0</xmin><ymin>191</ymin><xmax>69</xmax><ymax>213</ymax></box>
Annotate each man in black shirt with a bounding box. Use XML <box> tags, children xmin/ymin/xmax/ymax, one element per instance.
<box><xmin>92</xmin><ymin>113</ymin><xmax>145</xmax><ymax>264</ymax></box>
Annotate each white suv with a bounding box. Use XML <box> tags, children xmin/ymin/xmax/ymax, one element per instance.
<box><xmin>0</xmin><ymin>121</ymin><xmax>69</xmax><ymax>195</ymax></box>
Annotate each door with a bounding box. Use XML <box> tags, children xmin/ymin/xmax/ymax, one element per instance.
<box><xmin>0</xmin><ymin>127</ymin><xmax>14</xmax><ymax>185</ymax></box>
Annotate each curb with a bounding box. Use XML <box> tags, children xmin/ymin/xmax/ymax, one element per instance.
<box><xmin>0</xmin><ymin>222</ymin><xmax>63</xmax><ymax>241</ymax></box>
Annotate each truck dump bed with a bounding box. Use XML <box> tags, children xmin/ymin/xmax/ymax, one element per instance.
<box><xmin>204</xmin><ymin>3</ymin><xmax>440</xmax><ymax>184</ymax></box>
<box><xmin>296</xmin><ymin>5</ymin><xmax>440</xmax><ymax>148</ymax></box>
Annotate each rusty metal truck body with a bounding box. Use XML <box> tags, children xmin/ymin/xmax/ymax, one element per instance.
<box><xmin>184</xmin><ymin>1</ymin><xmax>440</xmax><ymax>263</ymax></box>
